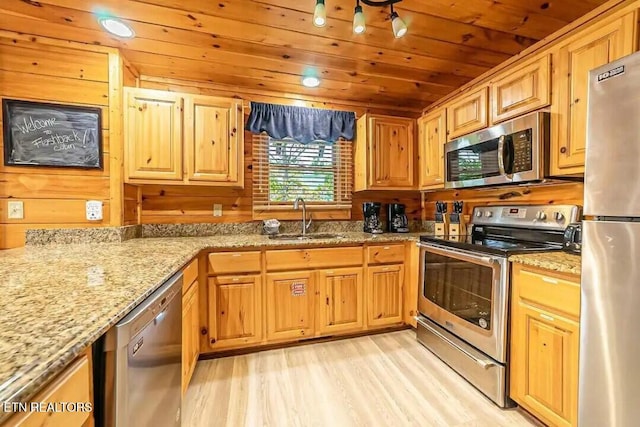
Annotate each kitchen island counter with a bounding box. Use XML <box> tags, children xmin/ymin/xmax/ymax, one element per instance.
<box><xmin>0</xmin><ymin>232</ymin><xmax>421</xmax><ymax>420</ymax></box>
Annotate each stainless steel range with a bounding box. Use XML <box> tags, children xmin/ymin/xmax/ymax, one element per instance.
<box><xmin>416</xmin><ymin>204</ymin><xmax>581</xmax><ymax>407</ymax></box>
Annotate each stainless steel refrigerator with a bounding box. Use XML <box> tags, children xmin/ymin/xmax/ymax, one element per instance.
<box><xmin>580</xmin><ymin>50</ymin><xmax>640</xmax><ymax>426</ymax></box>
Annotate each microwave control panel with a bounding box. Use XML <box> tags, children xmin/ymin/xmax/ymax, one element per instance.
<box><xmin>510</xmin><ymin>129</ymin><xmax>532</xmax><ymax>173</ymax></box>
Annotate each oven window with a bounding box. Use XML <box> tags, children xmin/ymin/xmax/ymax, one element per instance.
<box><xmin>424</xmin><ymin>252</ymin><xmax>494</xmax><ymax>330</ymax></box>
<box><xmin>447</xmin><ymin>138</ymin><xmax>500</xmax><ymax>182</ymax></box>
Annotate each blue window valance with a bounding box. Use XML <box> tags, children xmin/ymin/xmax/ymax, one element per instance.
<box><xmin>245</xmin><ymin>102</ymin><xmax>356</xmax><ymax>144</ymax></box>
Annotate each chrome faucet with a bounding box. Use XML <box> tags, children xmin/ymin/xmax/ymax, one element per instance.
<box><xmin>293</xmin><ymin>197</ymin><xmax>313</xmax><ymax>236</ymax></box>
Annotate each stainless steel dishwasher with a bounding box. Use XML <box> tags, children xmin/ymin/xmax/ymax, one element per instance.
<box><xmin>102</xmin><ymin>272</ymin><xmax>183</xmax><ymax>427</ymax></box>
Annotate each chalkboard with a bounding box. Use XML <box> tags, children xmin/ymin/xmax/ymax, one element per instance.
<box><xmin>2</xmin><ymin>99</ymin><xmax>103</xmax><ymax>169</ymax></box>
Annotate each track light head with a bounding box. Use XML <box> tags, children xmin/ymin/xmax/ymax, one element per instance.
<box><xmin>314</xmin><ymin>0</ymin><xmax>327</xmax><ymax>27</ymax></box>
<box><xmin>390</xmin><ymin>6</ymin><xmax>407</xmax><ymax>38</ymax></box>
<box><xmin>353</xmin><ymin>4</ymin><xmax>366</xmax><ymax>34</ymax></box>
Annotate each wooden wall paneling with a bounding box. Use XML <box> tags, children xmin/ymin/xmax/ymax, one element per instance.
<box><xmin>421</xmin><ymin>182</ymin><xmax>584</xmax><ymax>219</ymax></box>
<box><xmin>123</xmin><ymin>184</ymin><xmax>141</xmax><ymax>225</ymax></box>
<box><xmin>0</xmin><ymin>33</ymin><xmax>119</xmax><ymax>248</ymax></box>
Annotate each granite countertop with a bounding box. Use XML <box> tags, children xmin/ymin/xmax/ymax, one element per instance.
<box><xmin>0</xmin><ymin>232</ymin><xmax>421</xmax><ymax>420</ymax></box>
<box><xmin>509</xmin><ymin>251</ymin><xmax>581</xmax><ymax>276</ymax></box>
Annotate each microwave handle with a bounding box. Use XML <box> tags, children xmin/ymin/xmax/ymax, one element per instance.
<box><xmin>497</xmin><ymin>135</ymin><xmax>507</xmax><ymax>176</ymax></box>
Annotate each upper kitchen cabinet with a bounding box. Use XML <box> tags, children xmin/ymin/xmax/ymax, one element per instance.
<box><xmin>184</xmin><ymin>95</ymin><xmax>244</xmax><ymax>186</ymax></box>
<box><xmin>124</xmin><ymin>87</ymin><xmax>244</xmax><ymax>187</ymax></box>
<box><xmin>551</xmin><ymin>13</ymin><xmax>637</xmax><ymax>176</ymax></box>
<box><xmin>446</xmin><ymin>86</ymin><xmax>489</xmax><ymax>141</ymax></box>
<box><xmin>418</xmin><ymin>109</ymin><xmax>446</xmax><ymax>190</ymax></box>
<box><xmin>125</xmin><ymin>88</ymin><xmax>184</xmax><ymax>181</ymax></box>
<box><xmin>354</xmin><ymin>114</ymin><xmax>416</xmax><ymax>191</ymax></box>
<box><xmin>490</xmin><ymin>55</ymin><xmax>551</xmax><ymax>124</ymax></box>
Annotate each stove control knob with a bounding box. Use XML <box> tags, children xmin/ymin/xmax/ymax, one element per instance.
<box><xmin>536</xmin><ymin>211</ymin><xmax>547</xmax><ymax>220</ymax></box>
<box><xmin>485</xmin><ymin>211</ymin><xmax>493</xmax><ymax>218</ymax></box>
<box><xmin>475</xmin><ymin>211</ymin><xmax>483</xmax><ymax>218</ymax></box>
<box><xmin>554</xmin><ymin>212</ymin><xmax>565</xmax><ymax>221</ymax></box>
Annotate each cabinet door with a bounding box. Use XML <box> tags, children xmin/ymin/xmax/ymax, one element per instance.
<box><xmin>368</xmin><ymin>116</ymin><xmax>415</xmax><ymax>189</ymax></box>
<box><xmin>266</xmin><ymin>271</ymin><xmax>315</xmax><ymax>341</ymax></box>
<box><xmin>418</xmin><ymin>109</ymin><xmax>446</xmax><ymax>190</ymax></box>
<box><xmin>185</xmin><ymin>95</ymin><xmax>244</xmax><ymax>186</ymax></box>
<box><xmin>124</xmin><ymin>88</ymin><xmax>183</xmax><ymax>181</ymax></box>
<box><xmin>317</xmin><ymin>267</ymin><xmax>364</xmax><ymax>335</ymax></box>
<box><xmin>446</xmin><ymin>86</ymin><xmax>489</xmax><ymax>140</ymax></box>
<box><xmin>207</xmin><ymin>274</ymin><xmax>262</xmax><ymax>350</ymax></box>
<box><xmin>366</xmin><ymin>264</ymin><xmax>404</xmax><ymax>327</ymax></box>
<box><xmin>511</xmin><ymin>301</ymin><xmax>579</xmax><ymax>427</ymax></box>
<box><xmin>181</xmin><ymin>281</ymin><xmax>198</xmax><ymax>395</ymax></box>
<box><xmin>551</xmin><ymin>13</ymin><xmax>636</xmax><ymax>175</ymax></box>
<box><xmin>490</xmin><ymin>54</ymin><xmax>551</xmax><ymax>123</ymax></box>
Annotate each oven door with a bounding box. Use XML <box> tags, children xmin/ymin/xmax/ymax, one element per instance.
<box><xmin>418</xmin><ymin>243</ymin><xmax>509</xmax><ymax>362</ymax></box>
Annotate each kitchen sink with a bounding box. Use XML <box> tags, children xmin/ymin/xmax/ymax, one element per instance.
<box><xmin>268</xmin><ymin>233</ymin><xmax>345</xmax><ymax>240</ymax></box>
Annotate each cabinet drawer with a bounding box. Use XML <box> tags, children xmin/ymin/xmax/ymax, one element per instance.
<box><xmin>266</xmin><ymin>247</ymin><xmax>362</xmax><ymax>271</ymax></box>
<box><xmin>208</xmin><ymin>251</ymin><xmax>261</xmax><ymax>275</ymax></box>
<box><xmin>6</xmin><ymin>355</ymin><xmax>91</xmax><ymax>427</ymax></box>
<box><xmin>515</xmin><ymin>265</ymin><xmax>580</xmax><ymax>318</ymax></box>
<box><xmin>183</xmin><ymin>258</ymin><xmax>199</xmax><ymax>292</ymax></box>
<box><xmin>366</xmin><ymin>244</ymin><xmax>405</xmax><ymax>264</ymax></box>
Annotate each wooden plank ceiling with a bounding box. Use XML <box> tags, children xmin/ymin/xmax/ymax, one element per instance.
<box><xmin>1</xmin><ymin>0</ymin><xmax>610</xmax><ymax>113</ymax></box>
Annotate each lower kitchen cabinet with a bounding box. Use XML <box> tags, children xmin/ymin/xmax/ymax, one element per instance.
<box><xmin>207</xmin><ymin>274</ymin><xmax>262</xmax><ymax>350</ymax></box>
<box><xmin>367</xmin><ymin>264</ymin><xmax>404</xmax><ymax>327</ymax></box>
<box><xmin>182</xmin><ymin>279</ymin><xmax>199</xmax><ymax>396</ymax></box>
<box><xmin>510</xmin><ymin>264</ymin><xmax>580</xmax><ymax>427</ymax></box>
<box><xmin>266</xmin><ymin>271</ymin><xmax>315</xmax><ymax>341</ymax></box>
<box><xmin>317</xmin><ymin>267</ymin><xmax>364</xmax><ymax>335</ymax></box>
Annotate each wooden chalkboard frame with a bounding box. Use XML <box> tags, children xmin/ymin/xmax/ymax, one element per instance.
<box><xmin>2</xmin><ymin>99</ymin><xmax>104</xmax><ymax>169</ymax></box>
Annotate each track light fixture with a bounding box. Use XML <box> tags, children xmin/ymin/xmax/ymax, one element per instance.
<box><xmin>312</xmin><ymin>0</ymin><xmax>407</xmax><ymax>37</ymax></box>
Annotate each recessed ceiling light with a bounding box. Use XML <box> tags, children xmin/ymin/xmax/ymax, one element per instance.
<box><xmin>302</xmin><ymin>76</ymin><xmax>321</xmax><ymax>88</ymax></box>
<box><xmin>98</xmin><ymin>17</ymin><xmax>135</xmax><ymax>38</ymax></box>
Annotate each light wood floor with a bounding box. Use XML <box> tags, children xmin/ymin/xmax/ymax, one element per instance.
<box><xmin>183</xmin><ymin>330</ymin><xmax>539</xmax><ymax>427</ymax></box>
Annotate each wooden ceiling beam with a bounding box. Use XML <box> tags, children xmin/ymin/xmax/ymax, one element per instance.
<box><xmin>28</xmin><ymin>0</ymin><xmax>491</xmax><ymax>76</ymax></box>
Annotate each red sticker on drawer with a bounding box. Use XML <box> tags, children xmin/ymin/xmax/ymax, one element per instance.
<box><xmin>291</xmin><ymin>282</ymin><xmax>306</xmax><ymax>296</ymax></box>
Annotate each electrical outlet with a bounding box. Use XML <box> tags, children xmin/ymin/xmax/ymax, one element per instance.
<box><xmin>213</xmin><ymin>204</ymin><xmax>223</xmax><ymax>217</ymax></box>
<box><xmin>86</xmin><ymin>200</ymin><xmax>103</xmax><ymax>221</ymax></box>
<box><xmin>7</xmin><ymin>201</ymin><xmax>24</xmax><ymax>219</ymax></box>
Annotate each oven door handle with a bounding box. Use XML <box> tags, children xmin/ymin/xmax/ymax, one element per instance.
<box><xmin>416</xmin><ymin>317</ymin><xmax>497</xmax><ymax>369</ymax></box>
<box><xmin>418</xmin><ymin>243</ymin><xmax>500</xmax><ymax>267</ymax></box>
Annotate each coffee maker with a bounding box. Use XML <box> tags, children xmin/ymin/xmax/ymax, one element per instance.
<box><xmin>387</xmin><ymin>203</ymin><xmax>409</xmax><ymax>233</ymax></box>
<box><xmin>363</xmin><ymin>202</ymin><xmax>383</xmax><ymax>234</ymax></box>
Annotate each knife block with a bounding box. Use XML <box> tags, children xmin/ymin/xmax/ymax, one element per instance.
<box><xmin>435</xmin><ymin>214</ymin><xmax>450</xmax><ymax>238</ymax></box>
<box><xmin>448</xmin><ymin>215</ymin><xmax>468</xmax><ymax>241</ymax></box>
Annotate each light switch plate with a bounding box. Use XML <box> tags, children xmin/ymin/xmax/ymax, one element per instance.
<box><xmin>86</xmin><ymin>200</ymin><xmax>103</xmax><ymax>221</ymax></box>
<box><xmin>213</xmin><ymin>204</ymin><xmax>223</xmax><ymax>217</ymax></box>
<box><xmin>7</xmin><ymin>201</ymin><xmax>24</xmax><ymax>219</ymax></box>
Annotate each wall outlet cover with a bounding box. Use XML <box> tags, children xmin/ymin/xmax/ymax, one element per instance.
<box><xmin>213</xmin><ymin>204</ymin><xmax>223</xmax><ymax>217</ymax></box>
<box><xmin>7</xmin><ymin>201</ymin><xmax>24</xmax><ymax>220</ymax></box>
<box><xmin>86</xmin><ymin>200</ymin><xmax>103</xmax><ymax>221</ymax></box>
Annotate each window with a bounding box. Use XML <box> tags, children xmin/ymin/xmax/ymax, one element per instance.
<box><xmin>252</xmin><ymin>133</ymin><xmax>352</xmax><ymax>218</ymax></box>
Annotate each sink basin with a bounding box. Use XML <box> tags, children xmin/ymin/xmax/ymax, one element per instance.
<box><xmin>268</xmin><ymin>233</ymin><xmax>344</xmax><ymax>240</ymax></box>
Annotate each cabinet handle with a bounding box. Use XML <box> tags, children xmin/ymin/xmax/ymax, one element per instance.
<box><xmin>542</xmin><ymin>277</ymin><xmax>558</xmax><ymax>285</ymax></box>
<box><xmin>560</xmin><ymin>147</ymin><xmax>567</xmax><ymax>154</ymax></box>
<box><xmin>383</xmin><ymin>246</ymin><xmax>390</xmax><ymax>250</ymax></box>
<box><xmin>540</xmin><ymin>313</ymin><xmax>555</xmax><ymax>322</ymax></box>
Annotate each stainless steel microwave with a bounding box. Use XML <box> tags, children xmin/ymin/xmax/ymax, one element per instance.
<box><xmin>444</xmin><ymin>111</ymin><xmax>550</xmax><ymax>189</ymax></box>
